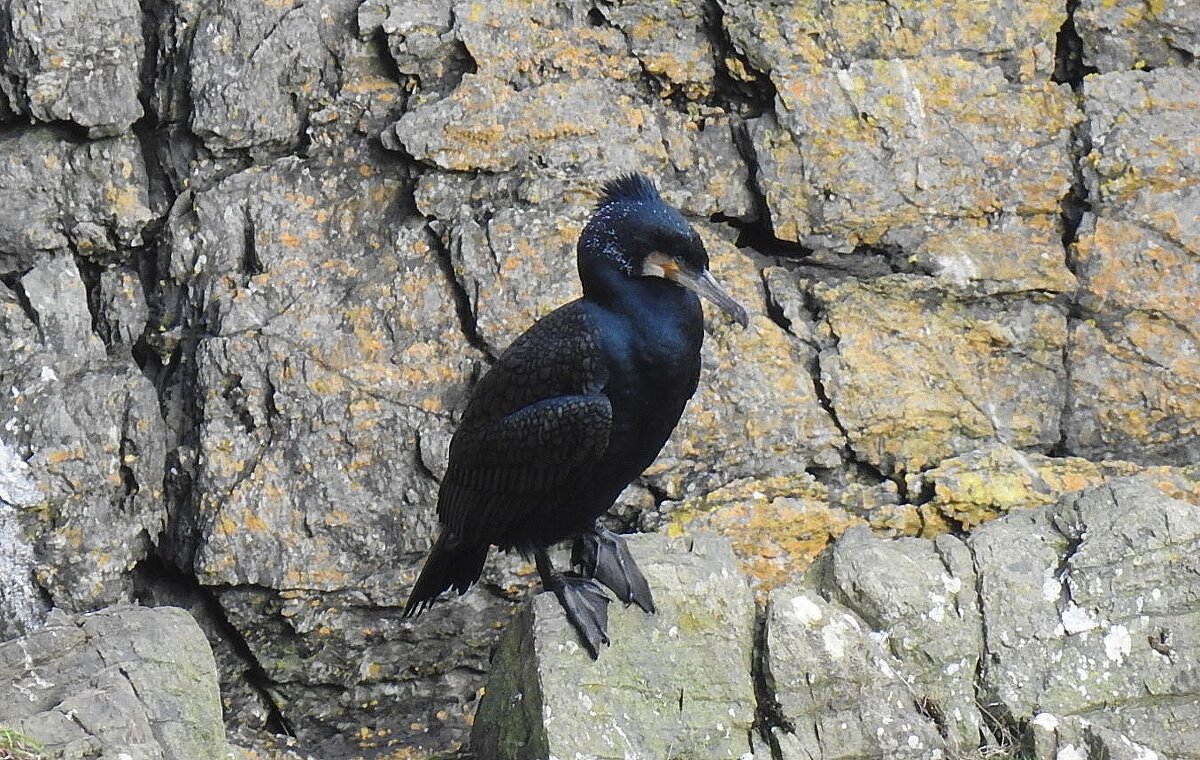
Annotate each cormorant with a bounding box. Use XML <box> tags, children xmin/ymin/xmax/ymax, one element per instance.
<box><xmin>403</xmin><ymin>173</ymin><xmax>748</xmax><ymax>657</ymax></box>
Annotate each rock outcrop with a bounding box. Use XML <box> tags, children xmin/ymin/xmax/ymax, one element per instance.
<box><xmin>0</xmin><ymin>605</ymin><xmax>232</xmax><ymax>760</ymax></box>
<box><xmin>483</xmin><ymin>479</ymin><xmax>1200</xmax><ymax>760</ymax></box>
<box><xmin>0</xmin><ymin>0</ymin><xmax>1197</xmax><ymax>756</ymax></box>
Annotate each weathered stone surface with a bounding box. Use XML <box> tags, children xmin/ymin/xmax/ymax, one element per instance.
<box><xmin>1066</xmin><ymin>69</ymin><xmax>1200</xmax><ymax>464</ymax></box>
<box><xmin>1076</xmin><ymin>0</ymin><xmax>1200</xmax><ymax>71</ymax></box>
<box><xmin>187</xmin><ymin>0</ymin><xmax>342</xmax><ymax>153</ymax></box>
<box><xmin>817</xmin><ymin>528</ymin><xmax>983</xmax><ymax>750</ymax></box>
<box><xmin>665</xmin><ymin>474</ymin><xmax>908</xmax><ymax>592</ymax></box>
<box><xmin>356</xmin><ymin>0</ymin><xmax>472</xmax><ymax>105</ymax></box>
<box><xmin>168</xmin><ymin>146</ymin><xmax>474</xmax><ymax>589</ymax></box>
<box><xmin>0</xmin><ymin>0</ymin><xmax>143</xmax><ymax>136</ymax></box>
<box><xmin>0</xmin><ymin>438</ymin><xmax>47</xmax><ymax>639</ymax></box>
<box><xmin>215</xmin><ymin>583</ymin><xmax>514</xmax><ymax>757</ymax></box>
<box><xmin>747</xmin><ymin>58</ymin><xmax>1079</xmax><ymax>254</ymax></box>
<box><xmin>720</xmin><ymin>0</ymin><xmax>1065</xmax><ymax>81</ymax></box>
<box><xmin>796</xmin><ymin>274</ymin><xmax>1067</xmax><ymax>475</ymax></box>
<box><xmin>765</xmin><ymin>585</ymin><xmax>949</xmax><ymax>758</ymax></box>
<box><xmin>472</xmin><ymin>534</ymin><xmax>757</xmax><ymax>760</ymax></box>
<box><xmin>1032</xmin><ymin>713</ymin><xmax>1169</xmax><ymax>760</ymax></box>
<box><xmin>387</xmin><ymin>0</ymin><xmax>753</xmax><ymax>217</ymax></box>
<box><xmin>0</xmin><ymin>253</ymin><xmax>165</xmax><ymax>613</ymax></box>
<box><xmin>972</xmin><ymin>478</ymin><xmax>1200</xmax><ymax>757</ymax></box>
<box><xmin>0</xmin><ymin>128</ymin><xmax>153</xmax><ymax>269</ymax></box>
<box><xmin>914</xmin><ymin>443</ymin><xmax>1200</xmax><ymax>531</ymax></box>
<box><xmin>595</xmin><ymin>0</ymin><xmax>716</xmax><ymax>100</ymax></box>
<box><xmin>1</xmin><ymin>0</ymin><xmax>1198</xmax><ymax>757</ymax></box>
<box><xmin>168</xmin><ymin>0</ymin><xmax>403</xmax><ymax>161</ymax></box>
<box><xmin>0</xmin><ymin>605</ymin><xmax>232</xmax><ymax>759</ymax></box>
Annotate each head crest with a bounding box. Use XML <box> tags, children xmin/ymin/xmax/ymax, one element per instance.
<box><xmin>597</xmin><ymin>173</ymin><xmax>661</xmax><ymax>207</ymax></box>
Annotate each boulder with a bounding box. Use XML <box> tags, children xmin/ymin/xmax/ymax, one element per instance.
<box><xmin>473</xmin><ymin>534</ymin><xmax>757</xmax><ymax>760</ymax></box>
<box><xmin>0</xmin><ymin>605</ymin><xmax>233</xmax><ymax>760</ymax></box>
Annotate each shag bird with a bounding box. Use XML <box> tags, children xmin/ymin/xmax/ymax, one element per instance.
<box><xmin>403</xmin><ymin>173</ymin><xmax>748</xmax><ymax>657</ymax></box>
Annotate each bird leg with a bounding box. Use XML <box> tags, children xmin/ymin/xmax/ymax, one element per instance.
<box><xmin>572</xmin><ymin>523</ymin><xmax>656</xmax><ymax>614</ymax></box>
<box><xmin>534</xmin><ymin>546</ymin><xmax>611</xmax><ymax>659</ymax></box>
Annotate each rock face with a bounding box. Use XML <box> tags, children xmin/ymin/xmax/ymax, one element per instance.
<box><xmin>0</xmin><ymin>0</ymin><xmax>1198</xmax><ymax>756</ymax></box>
<box><xmin>0</xmin><ymin>605</ymin><xmax>231</xmax><ymax>759</ymax></box>
<box><xmin>485</xmin><ymin>480</ymin><xmax>1200</xmax><ymax>760</ymax></box>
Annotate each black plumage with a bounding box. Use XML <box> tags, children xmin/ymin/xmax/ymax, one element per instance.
<box><xmin>404</xmin><ymin>173</ymin><xmax>748</xmax><ymax>657</ymax></box>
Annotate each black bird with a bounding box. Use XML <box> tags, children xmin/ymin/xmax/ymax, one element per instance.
<box><xmin>403</xmin><ymin>173</ymin><xmax>748</xmax><ymax>657</ymax></box>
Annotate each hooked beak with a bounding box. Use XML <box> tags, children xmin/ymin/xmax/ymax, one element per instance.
<box><xmin>666</xmin><ymin>262</ymin><xmax>750</xmax><ymax>328</ymax></box>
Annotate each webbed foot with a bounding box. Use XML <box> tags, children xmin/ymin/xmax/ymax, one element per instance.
<box><xmin>536</xmin><ymin>548</ymin><xmax>612</xmax><ymax>659</ymax></box>
<box><xmin>573</xmin><ymin>523</ymin><xmax>655</xmax><ymax>614</ymax></box>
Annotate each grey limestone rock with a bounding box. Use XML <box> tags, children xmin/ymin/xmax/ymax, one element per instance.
<box><xmin>0</xmin><ymin>437</ymin><xmax>47</xmax><ymax>639</ymax></box>
<box><xmin>157</xmin><ymin>142</ymin><xmax>520</xmax><ymax>752</ymax></box>
<box><xmin>0</xmin><ymin>128</ymin><xmax>153</xmax><ymax>270</ymax></box>
<box><xmin>0</xmin><ymin>253</ymin><xmax>166</xmax><ymax>614</ymax></box>
<box><xmin>188</xmin><ymin>0</ymin><xmax>331</xmax><ymax>153</ymax></box>
<box><xmin>764</xmin><ymin>586</ymin><xmax>949</xmax><ymax>759</ymax></box>
<box><xmin>973</xmin><ymin>478</ymin><xmax>1200</xmax><ymax>757</ymax></box>
<box><xmin>781</xmin><ymin>272</ymin><xmax>1069</xmax><ymax>475</ymax></box>
<box><xmin>746</xmin><ymin>58</ymin><xmax>1079</xmax><ymax>256</ymax></box>
<box><xmin>0</xmin><ymin>0</ymin><xmax>144</xmax><ymax>136</ymax></box>
<box><xmin>1066</xmin><ymin>69</ymin><xmax>1200</xmax><ymax>465</ymax></box>
<box><xmin>817</xmin><ymin>529</ymin><xmax>983</xmax><ymax>750</ymax></box>
<box><xmin>719</xmin><ymin>0</ymin><xmax>1065</xmax><ymax>82</ymax></box>
<box><xmin>1076</xmin><ymin>0</ymin><xmax>1200</xmax><ymax>71</ymax></box>
<box><xmin>0</xmin><ymin>604</ymin><xmax>232</xmax><ymax>760</ymax></box>
<box><xmin>472</xmin><ymin>534</ymin><xmax>757</xmax><ymax>760</ymax></box>
<box><xmin>746</xmin><ymin>478</ymin><xmax>1200</xmax><ymax>759</ymax></box>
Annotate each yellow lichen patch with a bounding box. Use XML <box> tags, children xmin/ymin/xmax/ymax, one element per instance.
<box><xmin>104</xmin><ymin>183</ymin><xmax>144</xmax><ymax>216</ymax></box>
<box><xmin>216</xmin><ymin>514</ymin><xmax>239</xmax><ymax>538</ymax></box>
<box><xmin>241</xmin><ymin>507</ymin><xmax>270</xmax><ymax>533</ymax></box>
<box><xmin>670</xmin><ymin>475</ymin><xmax>871</xmax><ymax>592</ymax></box>
<box><xmin>813</xmin><ymin>275</ymin><xmax>1066</xmax><ymax>473</ymax></box>
<box><xmin>44</xmin><ymin>445</ymin><xmax>85</xmax><ymax>465</ymax></box>
<box><xmin>919</xmin><ymin>444</ymin><xmax>1200</xmax><ymax>530</ymax></box>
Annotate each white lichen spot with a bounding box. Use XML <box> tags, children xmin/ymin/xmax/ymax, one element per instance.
<box><xmin>941</xmin><ymin>573</ymin><xmax>962</xmax><ymax>594</ymax></box>
<box><xmin>1043</xmin><ymin>572</ymin><xmax>1062</xmax><ymax>602</ymax></box>
<box><xmin>1060</xmin><ymin>602</ymin><xmax>1099</xmax><ymax>635</ymax></box>
<box><xmin>1031</xmin><ymin>712</ymin><xmax>1059</xmax><ymax>731</ymax></box>
<box><xmin>1057</xmin><ymin>744</ymin><xmax>1087</xmax><ymax>760</ymax></box>
<box><xmin>822</xmin><ymin>621</ymin><xmax>847</xmax><ymax>660</ymax></box>
<box><xmin>790</xmin><ymin>595</ymin><xmax>823</xmax><ymax>626</ymax></box>
<box><xmin>1104</xmin><ymin>624</ymin><xmax>1132</xmax><ymax>663</ymax></box>
<box><xmin>877</xmin><ymin>658</ymin><xmax>896</xmax><ymax>679</ymax></box>
<box><xmin>1122</xmin><ymin>736</ymin><xmax>1159</xmax><ymax>760</ymax></box>
<box><xmin>39</xmin><ymin>366</ymin><xmax>58</xmax><ymax>383</ymax></box>
<box><xmin>933</xmin><ymin>253</ymin><xmax>979</xmax><ymax>287</ymax></box>
<box><xmin>927</xmin><ymin>595</ymin><xmax>946</xmax><ymax>623</ymax></box>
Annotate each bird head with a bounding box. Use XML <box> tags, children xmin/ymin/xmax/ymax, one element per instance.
<box><xmin>578</xmin><ymin>173</ymin><xmax>749</xmax><ymax>327</ymax></box>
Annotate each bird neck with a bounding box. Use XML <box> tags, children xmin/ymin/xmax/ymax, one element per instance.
<box><xmin>581</xmin><ymin>261</ymin><xmax>701</xmax><ymax>329</ymax></box>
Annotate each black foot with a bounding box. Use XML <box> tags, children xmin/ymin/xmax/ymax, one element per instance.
<box><xmin>536</xmin><ymin>549</ymin><xmax>611</xmax><ymax>659</ymax></box>
<box><xmin>572</xmin><ymin>524</ymin><xmax>656</xmax><ymax>614</ymax></box>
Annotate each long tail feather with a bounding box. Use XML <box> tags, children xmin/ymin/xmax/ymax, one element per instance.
<box><xmin>403</xmin><ymin>532</ymin><xmax>489</xmax><ymax>617</ymax></box>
